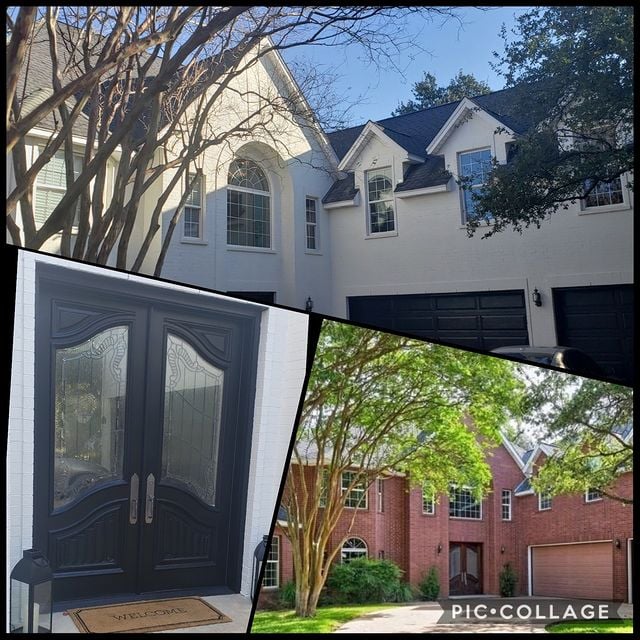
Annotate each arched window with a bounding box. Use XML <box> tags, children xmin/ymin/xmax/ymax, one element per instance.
<box><xmin>227</xmin><ymin>159</ymin><xmax>271</xmax><ymax>248</ymax></box>
<box><xmin>341</xmin><ymin>537</ymin><xmax>368</xmax><ymax>563</ymax></box>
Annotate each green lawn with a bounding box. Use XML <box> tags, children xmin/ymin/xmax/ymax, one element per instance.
<box><xmin>250</xmin><ymin>604</ymin><xmax>400</xmax><ymax>633</ymax></box>
<box><xmin>546</xmin><ymin>619</ymin><xmax>633</xmax><ymax>634</ymax></box>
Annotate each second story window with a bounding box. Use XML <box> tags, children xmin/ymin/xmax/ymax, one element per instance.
<box><xmin>305</xmin><ymin>197</ymin><xmax>319</xmax><ymax>250</ymax></box>
<box><xmin>423</xmin><ymin>490</ymin><xmax>435</xmax><ymax>515</ymax></box>
<box><xmin>377</xmin><ymin>478</ymin><xmax>384</xmax><ymax>513</ymax></box>
<box><xmin>183</xmin><ymin>172</ymin><xmax>203</xmax><ymax>239</ymax></box>
<box><xmin>585</xmin><ymin>488</ymin><xmax>602</xmax><ymax>502</ymax></box>
<box><xmin>227</xmin><ymin>158</ymin><xmax>271</xmax><ymax>248</ymax></box>
<box><xmin>583</xmin><ymin>177</ymin><xmax>624</xmax><ymax>209</ymax></box>
<box><xmin>449</xmin><ymin>485</ymin><xmax>482</xmax><ymax>519</ymax></box>
<box><xmin>538</xmin><ymin>492</ymin><xmax>552</xmax><ymax>511</ymax></box>
<box><xmin>34</xmin><ymin>148</ymin><xmax>82</xmax><ymax>229</ymax></box>
<box><xmin>366</xmin><ymin>167</ymin><xmax>395</xmax><ymax>234</ymax></box>
<box><xmin>342</xmin><ymin>470</ymin><xmax>368</xmax><ymax>509</ymax></box>
<box><xmin>501</xmin><ymin>489</ymin><xmax>512</xmax><ymax>521</ymax></box>
<box><xmin>459</xmin><ymin>148</ymin><xmax>492</xmax><ymax>222</ymax></box>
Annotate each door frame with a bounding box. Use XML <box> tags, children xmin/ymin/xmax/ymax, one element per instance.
<box><xmin>33</xmin><ymin>262</ymin><xmax>263</xmax><ymax>598</ymax></box>
<box><xmin>449</xmin><ymin>542</ymin><xmax>483</xmax><ymax>596</ymax></box>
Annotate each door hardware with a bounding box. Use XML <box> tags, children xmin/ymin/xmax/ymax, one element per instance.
<box><xmin>145</xmin><ymin>473</ymin><xmax>155</xmax><ymax>524</ymax></box>
<box><xmin>129</xmin><ymin>473</ymin><xmax>139</xmax><ymax>524</ymax></box>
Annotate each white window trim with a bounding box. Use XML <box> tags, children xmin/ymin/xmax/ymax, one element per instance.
<box><xmin>365</xmin><ymin>166</ymin><xmax>398</xmax><ymax>238</ymax></box>
<box><xmin>422</xmin><ymin>490</ymin><xmax>436</xmax><ymax>516</ymax></box>
<box><xmin>342</xmin><ymin>471</ymin><xmax>368</xmax><ymax>510</ymax></box>
<box><xmin>377</xmin><ymin>478</ymin><xmax>384</xmax><ymax>513</ymax></box>
<box><xmin>226</xmin><ymin>164</ymin><xmax>273</xmax><ymax>250</ymax></box>
<box><xmin>262</xmin><ymin>535</ymin><xmax>280</xmax><ymax>589</ymax></box>
<box><xmin>448</xmin><ymin>485</ymin><xmax>482</xmax><ymax>520</ymax></box>
<box><xmin>585</xmin><ymin>488</ymin><xmax>603</xmax><ymax>503</ymax></box>
<box><xmin>538</xmin><ymin>492</ymin><xmax>552</xmax><ymax>511</ymax></box>
<box><xmin>501</xmin><ymin>489</ymin><xmax>512</xmax><ymax>521</ymax></box>
<box><xmin>182</xmin><ymin>172</ymin><xmax>206</xmax><ymax>243</ymax></box>
<box><xmin>305</xmin><ymin>196</ymin><xmax>322</xmax><ymax>254</ymax></box>
<box><xmin>340</xmin><ymin>537</ymin><xmax>368</xmax><ymax>563</ymax></box>
<box><xmin>579</xmin><ymin>173</ymin><xmax>632</xmax><ymax>215</ymax></box>
<box><xmin>457</xmin><ymin>147</ymin><xmax>493</xmax><ymax>225</ymax></box>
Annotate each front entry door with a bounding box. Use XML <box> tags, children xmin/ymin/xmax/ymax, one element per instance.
<box><xmin>34</xmin><ymin>264</ymin><xmax>261</xmax><ymax>601</ymax></box>
<box><xmin>449</xmin><ymin>543</ymin><xmax>482</xmax><ymax>595</ymax></box>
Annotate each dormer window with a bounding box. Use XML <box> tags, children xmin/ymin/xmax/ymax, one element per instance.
<box><xmin>366</xmin><ymin>167</ymin><xmax>395</xmax><ymax>235</ymax></box>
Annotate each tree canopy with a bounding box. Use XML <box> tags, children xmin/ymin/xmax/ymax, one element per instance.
<box><xmin>392</xmin><ymin>69</ymin><xmax>491</xmax><ymax>115</ymax></box>
<box><xmin>523</xmin><ymin>372</ymin><xmax>633</xmax><ymax>504</ymax></box>
<box><xmin>284</xmin><ymin>321</ymin><xmax>524</xmax><ymax>616</ymax></box>
<box><xmin>465</xmin><ymin>6</ymin><xmax>633</xmax><ymax>237</ymax></box>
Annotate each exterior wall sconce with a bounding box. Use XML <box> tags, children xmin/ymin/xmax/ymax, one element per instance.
<box><xmin>437</xmin><ymin>543</ymin><xmax>443</xmax><ymax>554</ymax></box>
<box><xmin>305</xmin><ymin>296</ymin><xmax>314</xmax><ymax>312</ymax></box>
<box><xmin>501</xmin><ymin>545</ymin><xmax>506</xmax><ymax>554</ymax></box>
<box><xmin>615</xmin><ymin>539</ymin><xmax>621</xmax><ymax>548</ymax></box>
<box><xmin>532</xmin><ymin>288</ymin><xmax>542</xmax><ymax>307</ymax></box>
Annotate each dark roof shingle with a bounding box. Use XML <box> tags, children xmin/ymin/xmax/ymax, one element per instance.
<box><xmin>322</xmin><ymin>172</ymin><xmax>358</xmax><ymax>204</ymax></box>
<box><xmin>395</xmin><ymin>155</ymin><xmax>450</xmax><ymax>193</ymax></box>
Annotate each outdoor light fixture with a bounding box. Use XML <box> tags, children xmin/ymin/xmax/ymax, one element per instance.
<box><xmin>10</xmin><ymin>549</ymin><xmax>53</xmax><ymax>633</ymax></box>
<box><xmin>305</xmin><ymin>296</ymin><xmax>314</xmax><ymax>312</ymax></box>
<box><xmin>437</xmin><ymin>543</ymin><xmax>443</xmax><ymax>554</ymax></box>
<box><xmin>615</xmin><ymin>539</ymin><xmax>621</xmax><ymax>549</ymax></box>
<box><xmin>251</xmin><ymin>535</ymin><xmax>270</xmax><ymax>603</ymax></box>
<box><xmin>501</xmin><ymin>545</ymin><xmax>506</xmax><ymax>554</ymax></box>
<box><xmin>532</xmin><ymin>288</ymin><xmax>542</xmax><ymax>307</ymax></box>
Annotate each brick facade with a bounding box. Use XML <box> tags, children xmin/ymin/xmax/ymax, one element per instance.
<box><xmin>263</xmin><ymin>441</ymin><xmax>633</xmax><ymax>604</ymax></box>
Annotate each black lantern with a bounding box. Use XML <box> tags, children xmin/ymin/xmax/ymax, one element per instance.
<box><xmin>305</xmin><ymin>297</ymin><xmax>314</xmax><ymax>312</ymax></box>
<box><xmin>251</xmin><ymin>535</ymin><xmax>270</xmax><ymax>602</ymax></box>
<box><xmin>532</xmin><ymin>288</ymin><xmax>542</xmax><ymax>307</ymax></box>
<box><xmin>10</xmin><ymin>549</ymin><xmax>53</xmax><ymax>633</ymax></box>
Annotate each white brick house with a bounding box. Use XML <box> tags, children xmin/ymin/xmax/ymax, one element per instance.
<box><xmin>8</xmin><ymin>41</ymin><xmax>634</xmax><ymax>382</ymax></box>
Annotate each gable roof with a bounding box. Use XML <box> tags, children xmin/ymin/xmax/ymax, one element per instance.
<box><xmin>326</xmin><ymin>85</ymin><xmax>532</xmax><ymax>163</ymax></box>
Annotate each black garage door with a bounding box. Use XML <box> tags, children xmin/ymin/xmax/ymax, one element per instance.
<box><xmin>554</xmin><ymin>285</ymin><xmax>633</xmax><ymax>385</ymax></box>
<box><xmin>348</xmin><ymin>290</ymin><xmax>529</xmax><ymax>351</ymax></box>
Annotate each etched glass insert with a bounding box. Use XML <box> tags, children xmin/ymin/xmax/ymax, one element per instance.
<box><xmin>54</xmin><ymin>326</ymin><xmax>128</xmax><ymax>509</ymax></box>
<box><xmin>161</xmin><ymin>334</ymin><xmax>224</xmax><ymax>505</ymax></box>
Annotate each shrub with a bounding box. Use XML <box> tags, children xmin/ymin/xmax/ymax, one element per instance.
<box><xmin>499</xmin><ymin>563</ymin><xmax>517</xmax><ymax>597</ymax></box>
<box><xmin>326</xmin><ymin>557</ymin><xmax>405</xmax><ymax>604</ymax></box>
<box><xmin>418</xmin><ymin>566</ymin><xmax>440</xmax><ymax>601</ymax></box>
<box><xmin>279</xmin><ymin>580</ymin><xmax>297</xmax><ymax>608</ymax></box>
<box><xmin>387</xmin><ymin>580</ymin><xmax>415</xmax><ymax>603</ymax></box>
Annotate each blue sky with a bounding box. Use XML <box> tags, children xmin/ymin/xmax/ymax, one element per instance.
<box><xmin>282</xmin><ymin>6</ymin><xmax>533</xmax><ymax>129</ymax></box>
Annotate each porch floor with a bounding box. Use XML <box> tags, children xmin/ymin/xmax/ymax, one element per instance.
<box><xmin>52</xmin><ymin>593</ymin><xmax>252</xmax><ymax>633</ymax></box>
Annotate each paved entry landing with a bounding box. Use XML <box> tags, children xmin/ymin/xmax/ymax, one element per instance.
<box><xmin>334</xmin><ymin>602</ymin><xmax>547</xmax><ymax>634</ymax></box>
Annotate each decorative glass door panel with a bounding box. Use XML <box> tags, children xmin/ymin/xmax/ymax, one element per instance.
<box><xmin>53</xmin><ymin>326</ymin><xmax>128</xmax><ymax>509</ymax></box>
<box><xmin>161</xmin><ymin>334</ymin><xmax>224</xmax><ymax>506</ymax></box>
<box><xmin>35</xmin><ymin>263</ymin><xmax>261</xmax><ymax>601</ymax></box>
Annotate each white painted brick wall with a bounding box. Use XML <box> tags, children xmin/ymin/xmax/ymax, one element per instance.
<box><xmin>6</xmin><ymin>250</ymin><xmax>308</xmax><ymax>623</ymax></box>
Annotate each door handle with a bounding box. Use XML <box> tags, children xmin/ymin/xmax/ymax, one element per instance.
<box><xmin>145</xmin><ymin>473</ymin><xmax>155</xmax><ymax>524</ymax></box>
<box><xmin>129</xmin><ymin>473</ymin><xmax>139</xmax><ymax>524</ymax></box>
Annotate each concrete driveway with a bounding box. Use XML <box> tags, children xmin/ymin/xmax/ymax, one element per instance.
<box><xmin>334</xmin><ymin>602</ymin><xmax>547</xmax><ymax>634</ymax></box>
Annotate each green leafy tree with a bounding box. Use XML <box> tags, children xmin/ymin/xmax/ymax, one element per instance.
<box><xmin>282</xmin><ymin>321</ymin><xmax>524</xmax><ymax>617</ymax></box>
<box><xmin>467</xmin><ymin>6</ymin><xmax>633</xmax><ymax>237</ymax></box>
<box><xmin>393</xmin><ymin>69</ymin><xmax>491</xmax><ymax>115</ymax></box>
<box><xmin>524</xmin><ymin>373</ymin><xmax>633</xmax><ymax>504</ymax></box>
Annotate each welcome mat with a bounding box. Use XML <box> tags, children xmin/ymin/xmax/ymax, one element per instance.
<box><xmin>67</xmin><ymin>596</ymin><xmax>232</xmax><ymax>633</ymax></box>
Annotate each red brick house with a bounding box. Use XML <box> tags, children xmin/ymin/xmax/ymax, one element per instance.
<box><xmin>262</xmin><ymin>432</ymin><xmax>633</xmax><ymax>603</ymax></box>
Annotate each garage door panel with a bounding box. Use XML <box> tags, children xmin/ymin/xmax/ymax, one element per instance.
<box><xmin>437</xmin><ymin>316</ymin><xmax>479</xmax><ymax>330</ymax></box>
<box><xmin>348</xmin><ymin>290</ymin><xmax>528</xmax><ymax>352</ymax></box>
<box><xmin>554</xmin><ymin>285</ymin><xmax>633</xmax><ymax>384</ymax></box>
<box><xmin>479</xmin><ymin>292</ymin><xmax>526</xmax><ymax>309</ymax></box>
<box><xmin>481</xmin><ymin>315</ymin><xmax>528</xmax><ymax>331</ymax></box>
<box><xmin>532</xmin><ymin>543</ymin><xmax>613</xmax><ymax>600</ymax></box>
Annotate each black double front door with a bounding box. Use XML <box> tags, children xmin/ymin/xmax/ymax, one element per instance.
<box><xmin>33</xmin><ymin>264</ymin><xmax>261</xmax><ymax>601</ymax></box>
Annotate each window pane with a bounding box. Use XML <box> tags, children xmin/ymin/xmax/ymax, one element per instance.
<box><xmin>227</xmin><ymin>189</ymin><xmax>271</xmax><ymax>247</ymax></box>
<box><xmin>367</xmin><ymin>169</ymin><xmax>393</xmax><ymax>201</ymax></box>
<box><xmin>449</xmin><ymin>486</ymin><xmax>481</xmax><ymax>519</ymax></box>
<box><xmin>369</xmin><ymin>201</ymin><xmax>395</xmax><ymax>233</ymax></box>
<box><xmin>228</xmin><ymin>159</ymin><xmax>269</xmax><ymax>192</ymax></box>
<box><xmin>161</xmin><ymin>333</ymin><xmax>224</xmax><ymax>506</ymax></box>
<box><xmin>54</xmin><ymin>326</ymin><xmax>128</xmax><ymax>509</ymax></box>
<box><xmin>185</xmin><ymin>174</ymin><xmax>202</xmax><ymax>207</ymax></box>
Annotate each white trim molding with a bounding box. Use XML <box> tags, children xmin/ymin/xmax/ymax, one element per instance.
<box><xmin>395</xmin><ymin>181</ymin><xmax>451</xmax><ymax>199</ymax></box>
